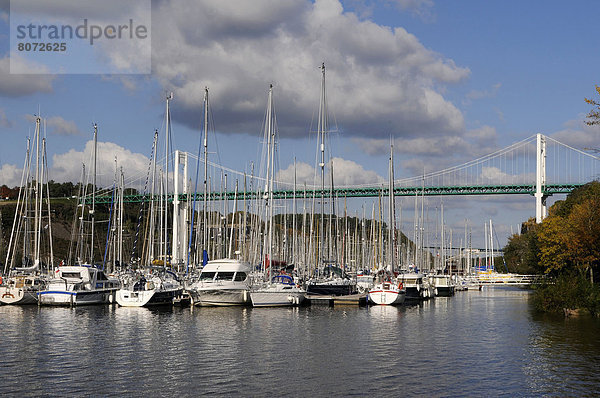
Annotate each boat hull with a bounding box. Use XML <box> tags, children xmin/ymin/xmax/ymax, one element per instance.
<box><xmin>116</xmin><ymin>288</ymin><xmax>182</xmax><ymax>307</ymax></box>
<box><xmin>0</xmin><ymin>287</ymin><xmax>39</xmax><ymax>305</ymax></box>
<box><xmin>368</xmin><ymin>288</ymin><xmax>406</xmax><ymax>305</ymax></box>
<box><xmin>250</xmin><ymin>289</ymin><xmax>305</xmax><ymax>307</ymax></box>
<box><xmin>39</xmin><ymin>289</ymin><xmax>117</xmax><ymax>306</ymax></box>
<box><xmin>306</xmin><ymin>282</ymin><xmax>356</xmax><ymax>296</ymax></box>
<box><xmin>404</xmin><ymin>287</ymin><xmax>422</xmax><ymax>300</ymax></box>
<box><xmin>191</xmin><ymin>288</ymin><xmax>250</xmax><ymax>306</ymax></box>
<box><xmin>435</xmin><ymin>286</ymin><xmax>455</xmax><ymax>297</ymax></box>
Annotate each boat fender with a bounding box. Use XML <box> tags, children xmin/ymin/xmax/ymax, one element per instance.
<box><xmin>398</xmin><ymin>282</ymin><xmax>403</xmax><ymax>290</ymax></box>
<box><xmin>0</xmin><ymin>276</ymin><xmax>3</xmax><ymax>285</ymax></box>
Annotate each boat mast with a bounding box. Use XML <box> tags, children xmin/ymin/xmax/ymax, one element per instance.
<box><xmin>149</xmin><ymin>130</ymin><xmax>158</xmax><ymax>263</ymax></box>
<box><xmin>90</xmin><ymin>123</ymin><xmax>97</xmax><ymax>265</ymax></box>
<box><xmin>42</xmin><ymin>137</ymin><xmax>54</xmax><ymax>270</ymax></box>
<box><xmin>164</xmin><ymin>93</ymin><xmax>172</xmax><ymax>266</ymax></box>
<box><xmin>388</xmin><ymin>143</ymin><xmax>395</xmax><ymax>273</ymax></box>
<box><xmin>202</xmin><ymin>88</ymin><xmax>209</xmax><ymax>264</ymax></box>
<box><xmin>318</xmin><ymin>62</ymin><xmax>327</xmax><ymax>267</ymax></box>
<box><xmin>261</xmin><ymin>85</ymin><xmax>275</xmax><ymax>279</ymax></box>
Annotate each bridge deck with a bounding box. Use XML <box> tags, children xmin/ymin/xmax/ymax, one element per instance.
<box><xmin>88</xmin><ymin>183</ymin><xmax>582</xmax><ymax>204</ymax></box>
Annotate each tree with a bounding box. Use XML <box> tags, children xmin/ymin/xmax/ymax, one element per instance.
<box><xmin>585</xmin><ymin>85</ymin><xmax>600</xmax><ymax>125</ymax></box>
<box><xmin>503</xmin><ymin>220</ymin><xmax>541</xmax><ymax>275</ymax></box>
<box><xmin>566</xmin><ymin>197</ymin><xmax>600</xmax><ymax>281</ymax></box>
<box><xmin>537</xmin><ymin>215</ymin><xmax>572</xmax><ymax>275</ymax></box>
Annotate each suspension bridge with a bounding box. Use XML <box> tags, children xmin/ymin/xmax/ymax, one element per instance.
<box><xmin>92</xmin><ymin>133</ymin><xmax>600</xmax><ymax>223</ymax></box>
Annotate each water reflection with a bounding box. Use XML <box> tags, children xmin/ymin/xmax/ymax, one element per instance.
<box><xmin>1</xmin><ymin>288</ymin><xmax>600</xmax><ymax>396</ymax></box>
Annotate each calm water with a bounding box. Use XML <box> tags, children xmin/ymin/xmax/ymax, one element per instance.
<box><xmin>1</xmin><ymin>287</ymin><xmax>600</xmax><ymax>397</ymax></box>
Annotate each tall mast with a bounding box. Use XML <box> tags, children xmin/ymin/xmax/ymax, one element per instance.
<box><xmin>318</xmin><ymin>62</ymin><xmax>327</xmax><ymax>266</ymax></box>
<box><xmin>90</xmin><ymin>123</ymin><xmax>97</xmax><ymax>264</ymax></box>
<box><xmin>33</xmin><ymin>116</ymin><xmax>41</xmax><ymax>267</ymax></box>
<box><xmin>388</xmin><ymin>143</ymin><xmax>395</xmax><ymax>273</ymax></box>
<box><xmin>149</xmin><ymin>130</ymin><xmax>158</xmax><ymax>263</ymax></box>
<box><xmin>261</xmin><ymin>85</ymin><xmax>275</xmax><ymax>278</ymax></box>
<box><xmin>203</xmin><ymin>88</ymin><xmax>209</xmax><ymax>262</ymax></box>
<box><xmin>164</xmin><ymin>93</ymin><xmax>172</xmax><ymax>266</ymax></box>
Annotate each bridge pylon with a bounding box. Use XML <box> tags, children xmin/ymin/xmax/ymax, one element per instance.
<box><xmin>535</xmin><ymin>133</ymin><xmax>547</xmax><ymax>223</ymax></box>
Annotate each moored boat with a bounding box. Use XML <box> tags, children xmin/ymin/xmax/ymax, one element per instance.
<box><xmin>398</xmin><ymin>271</ymin><xmax>431</xmax><ymax>300</ymax></box>
<box><xmin>430</xmin><ymin>274</ymin><xmax>455</xmax><ymax>296</ymax></box>
<box><xmin>368</xmin><ymin>279</ymin><xmax>406</xmax><ymax>305</ymax></box>
<box><xmin>38</xmin><ymin>265</ymin><xmax>120</xmax><ymax>306</ymax></box>
<box><xmin>187</xmin><ymin>259</ymin><xmax>252</xmax><ymax>306</ymax></box>
<box><xmin>306</xmin><ymin>265</ymin><xmax>357</xmax><ymax>296</ymax></box>
<box><xmin>250</xmin><ymin>274</ymin><xmax>305</xmax><ymax>307</ymax></box>
<box><xmin>0</xmin><ymin>274</ymin><xmax>46</xmax><ymax>305</ymax></box>
<box><xmin>116</xmin><ymin>269</ymin><xmax>182</xmax><ymax>307</ymax></box>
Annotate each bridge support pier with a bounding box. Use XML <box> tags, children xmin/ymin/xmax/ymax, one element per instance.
<box><xmin>535</xmin><ymin>133</ymin><xmax>547</xmax><ymax>223</ymax></box>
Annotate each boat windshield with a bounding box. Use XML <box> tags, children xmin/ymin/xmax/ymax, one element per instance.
<box><xmin>61</xmin><ymin>272</ymin><xmax>82</xmax><ymax>279</ymax></box>
<box><xmin>216</xmin><ymin>272</ymin><xmax>235</xmax><ymax>281</ymax></box>
<box><xmin>234</xmin><ymin>272</ymin><xmax>247</xmax><ymax>282</ymax></box>
<box><xmin>272</xmin><ymin>275</ymin><xmax>294</xmax><ymax>285</ymax></box>
<box><xmin>200</xmin><ymin>272</ymin><xmax>216</xmax><ymax>281</ymax></box>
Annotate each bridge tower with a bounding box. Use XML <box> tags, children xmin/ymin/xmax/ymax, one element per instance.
<box><xmin>172</xmin><ymin>150</ymin><xmax>189</xmax><ymax>268</ymax></box>
<box><xmin>535</xmin><ymin>133</ymin><xmax>547</xmax><ymax>223</ymax></box>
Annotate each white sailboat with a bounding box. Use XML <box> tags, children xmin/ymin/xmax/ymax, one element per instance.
<box><xmin>369</xmin><ymin>144</ymin><xmax>405</xmax><ymax>305</ymax></box>
<box><xmin>305</xmin><ymin>63</ymin><xmax>357</xmax><ymax>297</ymax></box>
<box><xmin>1</xmin><ymin>116</ymin><xmax>52</xmax><ymax>305</ymax></box>
<box><xmin>368</xmin><ymin>277</ymin><xmax>406</xmax><ymax>305</ymax></box>
<box><xmin>250</xmin><ymin>85</ymin><xmax>305</xmax><ymax>307</ymax></box>
<box><xmin>116</xmin><ymin>268</ymin><xmax>182</xmax><ymax>307</ymax></box>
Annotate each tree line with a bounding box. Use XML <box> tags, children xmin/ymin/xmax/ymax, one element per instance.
<box><xmin>504</xmin><ymin>181</ymin><xmax>600</xmax><ymax>315</ymax></box>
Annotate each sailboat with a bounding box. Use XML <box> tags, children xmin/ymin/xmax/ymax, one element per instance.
<box><xmin>116</xmin><ymin>267</ymin><xmax>183</xmax><ymax>307</ymax></box>
<box><xmin>38</xmin><ymin>124</ymin><xmax>120</xmax><ymax>306</ymax></box>
<box><xmin>369</xmin><ymin>144</ymin><xmax>406</xmax><ymax>305</ymax></box>
<box><xmin>250</xmin><ymin>85</ymin><xmax>306</xmax><ymax>307</ymax></box>
<box><xmin>305</xmin><ymin>63</ymin><xmax>357</xmax><ymax>297</ymax></box>
<box><xmin>0</xmin><ymin>116</ymin><xmax>52</xmax><ymax>305</ymax></box>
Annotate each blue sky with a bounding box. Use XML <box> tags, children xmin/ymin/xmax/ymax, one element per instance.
<box><xmin>0</xmin><ymin>0</ymin><xmax>599</xmax><ymax>247</ymax></box>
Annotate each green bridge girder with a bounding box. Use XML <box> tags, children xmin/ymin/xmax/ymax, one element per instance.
<box><xmin>89</xmin><ymin>183</ymin><xmax>583</xmax><ymax>204</ymax></box>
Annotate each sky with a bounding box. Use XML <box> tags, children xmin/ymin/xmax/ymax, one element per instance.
<box><xmin>1</xmin><ymin>0</ymin><xmax>599</xmax><ymax>250</ymax></box>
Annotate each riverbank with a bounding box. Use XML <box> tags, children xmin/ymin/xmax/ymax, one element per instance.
<box><xmin>532</xmin><ymin>272</ymin><xmax>600</xmax><ymax>317</ymax></box>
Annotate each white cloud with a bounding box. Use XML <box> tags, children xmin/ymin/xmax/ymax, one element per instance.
<box><xmin>0</xmin><ymin>54</ymin><xmax>55</xmax><ymax>96</ymax></box>
<box><xmin>50</xmin><ymin>141</ymin><xmax>150</xmax><ymax>188</ymax></box>
<box><xmin>0</xmin><ymin>163</ymin><xmax>24</xmax><ymax>187</ymax></box>
<box><xmin>276</xmin><ymin>157</ymin><xmax>384</xmax><ymax>188</ymax></box>
<box><xmin>25</xmin><ymin>115</ymin><xmax>81</xmax><ymax>136</ymax></box>
<box><xmin>136</xmin><ymin>0</ymin><xmax>468</xmax><ymax>140</ymax></box>
<box><xmin>46</xmin><ymin>116</ymin><xmax>81</xmax><ymax>136</ymax></box>
<box><xmin>351</xmin><ymin>125</ymin><xmax>498</xmax><ymax>175</ymax></box>
<box><xmin>550</xmin><ymin>118</ymin><xmax>600</xmax><ymax>149</ymax></box>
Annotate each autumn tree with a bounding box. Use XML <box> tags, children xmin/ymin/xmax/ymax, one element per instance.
<box><xmin>566</xmin><ymin>197</ymin><xmax>600</xmax><ymax>282</ymax></box>
<box><xmin>537</xmin><ymin>215</ymin><xmax>572</xmax><ymax>274</ymax></box>
<box><xmin>585</xmin><ymin>85</ymin><xmax>600</xmax><ymax>125</ymax></box>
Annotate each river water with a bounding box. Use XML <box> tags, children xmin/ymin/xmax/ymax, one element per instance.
<box><xmin>1</xmin><ymin>287</ymin><xmax>599</xmax><ymax>397</ymax></box>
